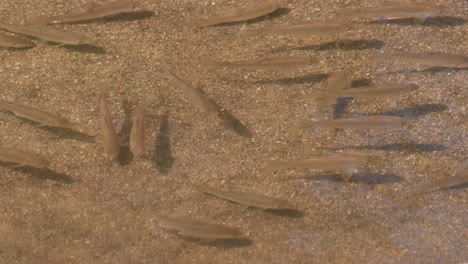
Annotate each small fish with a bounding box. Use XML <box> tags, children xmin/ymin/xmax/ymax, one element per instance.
<box><xmin>413</xmin><ymin>170</ymin><xmax>468</xmax><ymax>194</ymax></box>
<box><xmin>202</xmin><ymin>55</ymin><xmax>316</xmax><ymax>71</ymax></box>
<box><xmin>340</xmin><ymin>4</ymin><xmax>446</xmax><ymax>22</ymax></box>
<box><xmin>295</xmin><ymin>116</ymin><xmax>410</xmax><ymax>131</ymax></box>
<box><xmin>315</xmin><ymin>70</ymin><xmax>353</xmax><ymax>110</ymax></box>
<box><xmin>267</xmin><ymin>154</ymin><xmax>369</xmax><ymax>178</ymax></box>
<box><xmin>244</xmin><ymin>21</ymin><xmax>355</xmax><ymax>38</ymax></box>
<box><xmin>153</xmin><ymin>214</ymin><xmax>242</xmax><ymax>240</ymax></box>
<box><xmin>197</xmin><ymin>184</ymin><xmax>293</xmax><ymax>210</ymax></box>
<box><xmin>130</xmin><ymin>101</ymin><xmax>146</xmax><ymax>157</ymax></box>
<box><xmin>99</xmin><ymin>94</ymin><xmax>120</xmax><ymax>159</ymax></box>
<box><xmin>0</xmin><ymin>32</ymin><xmax>36</xmax><ymax>48</ymax></box>
<box><xmin>161</xmin><ymin>62</ymin><xmax>217</xmax><ymax>113</ymax></box>
<box><xmin>370</xmin><ymin>53</ymin><xmax>468</xmax><ymax>69</ymax></box>
<box><xmin>317</xmin><ymin>82</ymin><xmax>415</xmax><ymax>101</ymax></box>
<box><xmin>0</xmin><ymin>99</ymin><xmax>73</xmax><ymax>128</ymax></box>
<box><xmin>30</xmin><ymin>1</ymin><xmax>139</xmax><ymax>25</ymax></box>
<box><xmin>192</xmin><ymin>0</ymin><xmax>282</xmax><ymax>27</ymax></box>
<box><xmin>325</xmin><ymin>70</ymin><xmax>353</xmax><ymax>91</ymax></box>
<box><xmin>0</xmin><ymin>147</ymin><xmax>50</xmax><ymax>168</ymax></box>
<box><xmin>0</xmin><ymin>23</ymin><xmax>90</xmax><ymax>45</ymax></box>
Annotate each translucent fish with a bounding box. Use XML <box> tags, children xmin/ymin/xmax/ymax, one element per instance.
<box><xmin>0</xmin><ymin>99</ymin><xmax>73</xmax><ymax>128</ymax></box>
<box><xmin>413</xmin><ymin>170</ymin><xmax>468</xmax><ymax>194</ymax></box>
<box><xmin>161</xmin><ymin>62</ymin><xmax>217</xmax><ymax>113</ymax></box>
<box><xmin>30</xmin><ymin>0</ymin><xmax>138</xmax><ymax>25</ymax></box>
<box><xmin>295</xmin><ymin>116</ymin><xmax>410</xmax><ymax>131</ymax></box>
<box><xmin>244</xmin><ymin>21</ymin><xmax>355</xmax><ymax>38</ymax></box>
<box><xmin>314</xmin><ymin>70</ymin><xmax>353</xmax><ymax>111</ymax></box>
<box><xmin>340</xmin><ymin>4</ymin><xmax>446</xmax><ymax>23</ymax></box>
<box><xmin>0</xmin><ymin>147</ymin><xmax>50</xmax><ymax>168</ymax></box>
<box><xmin>370</xmin><ymin>53</ymin><xmax>468</xmax><ymax>69</ymax></box>
<box><xmin>0</xmin><ymin>23</ymin><xmax>90</xmax><ymax>45</ymax></box>
<box><xmin>192</xmin><ymin>0</ymin><xmax>282</xmax><ymax>27</ymax></box>
<box><xmin>325</xmin><ymin>70</ymin><xmax>353</xmax><ymax>91</ymax></box>
<box><xmin>317</xmin><ymin>82</ymin><xmax>415</xmax><ymax>100</ymax></box>
<box><xmin>99</xmin><ymin>94</ymin><xmax>120</xmax><ymax>159</ymax></box>
<box><xmin>0</xmin><ymin>32</ymin><xmax>35</xmax><ymax>48</ymax></box>
<box><xmin>153</xmin><ymin>214</ymin><xmax>242</xmax><ymax>240</ymax></box>
<box><xmin>202</xmin><ymin>55</ymin><xmax>316</xmax><ymax>71</ymax></box>
<box><xmin>266</xmin><ymin>154</ymin><xmax>369</xmax><ymax>179</ymax></box>
<box><xmin>130</xmin><ymin>100</ymin><xmax>146</xmax><ymax>157</ymax></box>
<box><xmin>197</xmin><ymin>184</ymin><xmax>293</xmax><ymax>210</ymax></box>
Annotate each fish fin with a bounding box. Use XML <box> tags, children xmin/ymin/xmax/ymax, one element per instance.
<box><xmin>342</xmin><ymin>169</ymin><xmax>354</xmax><ymax>181</ymax></box>
<box><xmin>32</xmin><ymin>123</ymin><xmax>48</xmax><ymax>128</ymax></box>
<box><xmin>401</xmin><ymin>118</ymin><xmax>413</xmax><ymax>127</ymax></box>
<box><xmin>413</xmin><ymin>16</ymin><xmax>427</xmax><ymax>24</ymax></box>
<box><xmin>35</xmin><ymin>40</ymin><xmax>48</xmax><ymax>48</ymax></box>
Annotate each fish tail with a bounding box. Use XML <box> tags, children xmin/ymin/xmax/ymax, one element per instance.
<box><xmin>290</xmin><ymin>121</ymin><xmax>316</xmax><ymax>133</ymax></box>
<box><xmin>190</xmin><ymin>19</ymin><xmax>213</xmax><ymax>29</ymax></box>
<box><xmin>401</xmin><ymin>118</ymin><xmax>413</xmax><ymax>127</ymax></box>
<box><xmin>200</xmin><ymin>59</ymin><xmax>223</xmax><ymax>68</ymax></box>
<box><xmin>160</xmin><ymin>60</ymin><xmax>172</xmax><ymax>75</ymax></box>
<box><xmin>264</xmin><ymin>161</ymin><xmax>286</xmax><ymax>173</ymax></box>
<box><xmin>195</xmin><ymin>184</ymin><xmax>213</xmax><ymax>194</ymax></box>
<box><xmin>97</xmin><ymin>81</ymin><xmax>112</xmax><ymax>96</ymax></box>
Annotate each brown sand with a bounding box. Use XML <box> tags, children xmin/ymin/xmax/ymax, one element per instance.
<box><xmin>0</xmin><ymin>0</ymin><xmax>467</xmax><ymax>263</ymax></box>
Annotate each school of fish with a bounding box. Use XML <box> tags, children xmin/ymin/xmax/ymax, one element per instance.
<box><xmin>1</xmin><ymin>0</ymin><xmax>466</xmax><ymax>242</ymax></box>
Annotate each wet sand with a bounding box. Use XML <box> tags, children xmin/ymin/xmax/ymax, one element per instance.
<box><xmin>0</xmin><ymin>1</ymin><xmax>467</xmax><ymax>263</ymax></box>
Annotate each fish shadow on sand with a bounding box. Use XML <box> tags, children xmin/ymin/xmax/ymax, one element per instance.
<box><xmin>368</xmin><ymin>16</ymin><xmax>466</xmax><ymax>27</ymax></box>
<box><xmin>117</xmin><ymin>99</ymin><xmax>134</xmax><ymax>166</ymax></box>
<box><xmin>333</xmin><ymin>97</ymin><xmax>353</xmax><ymax>119</ymax></box>
<box><xmin>41</xmin><ymin>127</ymin><xmax>96</xmax><ymax>143</ymax></box>
<box><xmin>388</xmin><ymin>67</ymin><xmax>467</xmax><ymax>74</ymax></box>
<box><xmin>213</xmin><ymin>8</ymin><xmax>290</xmax><ymax>27</ymax></box>
<box><xmin>326</xmin><ymin>142</ymin><xmax>448</xmax><ymax>153</ymax></box>
<box><xmin>213</xmin><ymin>102</ymin><xmax>252</xmax><ymax>139</ymax></box>
<box><xmin>303</xmin><ymin>172</ymin><xmax>404</xmax><ymax>184</ymax></box>
<box><xmin>349</xmin><ymin>172</ymin><xmax>405</xmax><ymax>184</ymax></box>
<box><xmin>295</xmin><ymin>39</ymin><xmax>385</xmax><ymax>51</ymax></box>
<box><xmin>153</xmin><ymin>113</ymin><xmax>175</xmax><ymax>175</ymax></box>
<box><xmin>64</xmin><ymin>11</ymin><xmax>156</xmax><ymax>24</ymax></box>
<box><xmin>104</xmin><ymin>11</ymin><xmax>156</xmax><ymax>22</ymax></box>
<box><xmin>3</xmin><ymin>46</ymin><xmax>36</xmax><ymax>51</ymax></box>
<box><xmin>183</xmin><ymin>237</ymin><xmax>254</xmax><ymax>248</ymax></box>
<box><xmin>62</xmin><ymin>44</ymin><xmax>106</xmax><ymax>54</ymax></box>
<box><xmin>332</xmin><ymin>78</ymin><xmax>373</xmax><ymax>118</ymax></box>
<box><xmin>9</xmin><ymin>166</ymin><xmax>75</xmax><ymax>184</ymax></box>
<box><xmin>2</xmin><ymin>114</ymin><xmax>95</xmax><ymax>143</ymax></box>
<box><xmin>449</xmin><ymin>182</ymin><xmax>468</xmax><ymax>191</ymax></box>
<box><xmin>418</xmin><ymin>66</ymin><xmax>468</xmax><ymax>73</ymax></box>
<box><xmin>264</xmin><ymin>208</ymin><xmax>304</xmax><ymax>218</ymax></box>
<box><xmin>253</xmin><ymin>73</ymin><xmax>329</xmax><ymax>85</ymax></box>
<box><xmin>375</xmin><ymin>103</ymin><xmax>448</xmax><ymax>119</ymax></box>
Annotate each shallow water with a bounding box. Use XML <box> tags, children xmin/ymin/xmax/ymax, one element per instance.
<box><xmin>0</xmin><ymin>1</ymin><xmax>467</xmax><ymax>263</ymax></box>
